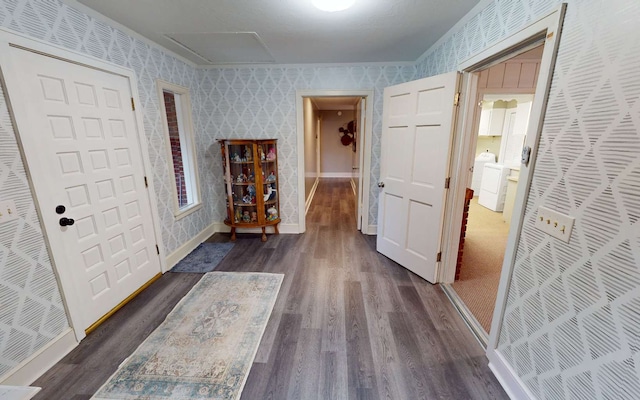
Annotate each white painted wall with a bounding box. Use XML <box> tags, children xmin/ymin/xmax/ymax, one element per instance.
<box><xmin>320</xmin><ymin>110</ymin><xmax>356</xmax><ymax>177</ymax></box>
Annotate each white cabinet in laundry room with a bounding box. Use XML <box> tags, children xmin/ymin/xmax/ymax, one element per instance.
<box><xmin>477</xmin><ymin>100</ymin><xmax>507</xmax><ymax>136</ymax></box>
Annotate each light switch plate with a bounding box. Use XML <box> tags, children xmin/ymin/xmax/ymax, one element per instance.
<box><xmin>0</xmin><ymin>200</ymin><xmax>18</xmax><ymax>224</ymax></box>
<box><xmin>535</xmin><ymin>206</ymin><xmax>575</xmax><ymax>243</ymax></box>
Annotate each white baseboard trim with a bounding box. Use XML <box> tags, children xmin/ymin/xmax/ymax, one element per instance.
<box><xmin>365</xmin><ymin>224</ymin><xmax>377</xmax><ymax>235</ymax></box>
<box><xmin>213</xmin><ymin>222</ymin><xmax>300</xmax><ymax>235</ymax></box>
<box><xmin>320</xmin><ymin>172</ymin><xmax>354</xmax><ymax>178</ymax></box>
<box><xmin>488</xmin><ymin>349</ymin><xmax>534</xmax><ymax>400</ymax></box>
<box><xmin>0</xmin><ymin>328</ymin><xmax>77</xmax><ymax>385</ymax></box>
<box><xmin>165</xmin><ymin>222</ymin><xmax>216</xmax><ymax>270</ymax></box>
<box><xmin>305</xmin><ymin>178</ymin><xmax>320</xmax><ymax>215</ymax></box>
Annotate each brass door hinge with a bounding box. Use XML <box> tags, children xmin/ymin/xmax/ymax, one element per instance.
<box><xmin>454</xmin><ymin>92</ymin><xmax>461</xmax><ymax>106</ymax></box>
<box><xmin>144</xmin><ymin>176</ymin><xmax>149</xmax><ymax>188</ymax></box>
<box><xmin>436</xmin><ymin>252</ymin><xmax>442</xmax><ymax>262</ymax></box>
<box><xmin>131</xmin><ymin>97</ymin><xmax>136</xmax><ymax>111</ymax></box>
<box><xmin>156</xmin><ymin>245</ymin><xmax>160</xmax><ymax>255</ymax></box>
<box><xmin>445</xmin><ymin>177</ymin><xmax>451</xmax><ymax>189</ymax></box>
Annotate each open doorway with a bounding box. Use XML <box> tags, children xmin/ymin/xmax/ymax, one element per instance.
<box><xmin>453</xmin><ymin>46</ymin><xmax>542</xmax><ymax>337</ymax></box>
<box><xmin>303</xmin><ymin>96</ymin><xmax>361</xmax><ymax>222</ymax></box>
<box><xmin>296</xmin><ymin>90</ymin><xmax>373</xmax><ymax>233</ymax></box>
<box><xmin>445</xmin><ymin>44</ymin><xmax>544</xmax><ymax>343</ymax></box>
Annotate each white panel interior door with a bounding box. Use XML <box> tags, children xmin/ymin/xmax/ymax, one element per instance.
<box><xmin>376</xmin><ymin>72</ymin><xmax>460</xmax><ymax>283</ymax></box>
<box><xmin>6</xmin><ymin>47</ymin><xmax>162</xmax><ymax>333</ymax></box>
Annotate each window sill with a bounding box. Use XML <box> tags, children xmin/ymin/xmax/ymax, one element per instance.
<box><xmin>173</xmin><ymin>202</ymin><xmax>203</xmax><ymax>221</ymax></box>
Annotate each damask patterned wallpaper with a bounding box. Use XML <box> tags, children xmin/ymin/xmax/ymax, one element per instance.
<box><xmin>0</xmin><ymin>0</ymin><xmax>209</xmax><ymax>376</ymax></box>
<box><xmin>417</xmin><ymin>0</ymin><xmax>640</xmax><ymax>399</ymax></box>
<box><xmin>0</xmin><ymin>0</ymin><xmax>416</xmax><ymax>377</ymax></box>
<box><xmin>195</xmin><ymin>65</ymin><xmax>416</xmax><ymax>227</ymax></box>
<box><xmin>2</xmin><ymin>1</ymin><xmax>638</xmax><ymax>398</ymax></box>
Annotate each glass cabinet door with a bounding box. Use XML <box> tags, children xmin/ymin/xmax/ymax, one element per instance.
<box><xmin>227</xmin><ymin>143</ymin><xmax>258</xmax><ymax>224</ymax></box>
<box><xmin>258</xmin><ymin>142</ymin><xmax>279</xmax><ymax>223</ymax></box>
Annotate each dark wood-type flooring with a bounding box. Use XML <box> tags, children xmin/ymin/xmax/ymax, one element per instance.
<box><xmin>33</xmin><ymin>179</ymin><xmax>507</xmax><ymax>399</ymax></box>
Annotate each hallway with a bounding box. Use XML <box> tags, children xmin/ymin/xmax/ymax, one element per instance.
<box><xmin>34</xmin><ymin>179</ymin><xmax>507</xmax><ymax>399</ymax></box>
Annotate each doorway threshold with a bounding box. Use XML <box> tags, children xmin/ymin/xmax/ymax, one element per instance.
<box><xmin>440</xmin><ymin>283</ymin><xmax>489</xmax><ymax>348</ymax></box>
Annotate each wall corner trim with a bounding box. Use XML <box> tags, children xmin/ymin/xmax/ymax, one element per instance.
<box><xmin>305</xmin><ymin>178</ymin><xmax>320</xmax><ymax>215</ymax></box>
<box><xmin>488</xmin><ymin>349</ymin><xmax>535</xmax><ymax>400</ymax></box>
<box><xmin>0</xmin><ymin>328</ymin><xmax>77</xmax><ymax>386</ymax></box>
<box><xmin>165</xmin><ymin>223</ymin><xmax>216</xmax><ymax>269</ymax></box>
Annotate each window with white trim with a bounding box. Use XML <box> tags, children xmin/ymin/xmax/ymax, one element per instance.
<box><xmin>157</xmin><ymin>81</ymin><xmax>201</xmax><ymax>218</ymax></box>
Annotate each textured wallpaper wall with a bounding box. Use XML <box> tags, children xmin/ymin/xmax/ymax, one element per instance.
<box><xmin>0</xmin><ymin>0</ymin><xmax>210</xmax><ymax>376</ymax></box>
<box><xmin>0</xmin><ymin>75</ymin><xmax>69</xmax><ymax>378</ymax></box>
<box><xmin>195</xmin><ymin>65</ymin><xmax>416</xmax><ymax>227</ymax></box>
<box><xmin>417</xmin><ymin>0</ymin><xmax>640</xmax><ymax>399</ymax></box>
<box><xmin>0</xmin><ymin>0</ymin><xmax>416</xmax><ymax>377</ymax></box>
<box><xmin>2</xmin><ymin>0</ymin><xmax>638</xmax><ymax>397</ymax></box>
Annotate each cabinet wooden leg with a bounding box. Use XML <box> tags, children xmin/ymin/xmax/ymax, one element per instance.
<box><xmin>231</xmin><ymin>227</ymin><xmax>236</xmax><ymax>241</ymax></box>
<box><xmin>274</xmin><ymin>224</ymin><xmax>279</xmax><ymax>235</ymax></box>
<box><xmin>261</xmin><ymin>227</ymin><xmax>267</xmax><ymax>242</ymax></box>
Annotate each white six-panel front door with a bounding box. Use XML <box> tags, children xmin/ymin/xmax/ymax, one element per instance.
<box><xmin>5</xmin><ymin>47</ymin><xmax>162</xmax><ymax>334</ymax></box>
<box><xmin>376</xmin><ymin>72</ymin><xmax>460</xmax><ymax>283</ymax></box>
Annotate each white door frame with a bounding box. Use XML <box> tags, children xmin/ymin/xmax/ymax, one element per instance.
<box><xmin>296</xmin><ymin>90</ymin><xmax>374</xmax><ymax>233</ymax></box>
<box><xmin>438</xmin><ymin>5</ymin><xmax>566</xmax><ymax>399</ymax></box>
<box><xmin>0</xmin><ymin>28</ymin><xmax>167</xmax><ymax>341</ymax></box>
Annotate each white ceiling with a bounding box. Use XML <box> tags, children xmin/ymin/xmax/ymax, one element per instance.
<box><xmin>73</xmin><ymin>0</ymin><xmax>481</xmax><ymax>66</ymax></box>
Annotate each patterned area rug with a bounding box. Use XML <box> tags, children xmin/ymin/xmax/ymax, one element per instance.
<box><xmin>92</xmin><ymin>272</ymin><xmax>283</xmax><ymax>400</ymax></box>
<box><xmin>170</xmin><ymin>243</ymin><xmax>234</xmax><ymax>273</ymax></box>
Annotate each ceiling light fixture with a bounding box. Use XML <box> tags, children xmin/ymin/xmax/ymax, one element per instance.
<box><xmin>312</xmin><ymin>0</ymin><xmax>356</xmax><ymax>12</ymax></box>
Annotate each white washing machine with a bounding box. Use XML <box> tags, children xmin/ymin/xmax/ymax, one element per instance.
<box><xmin>471</xmin><ymin>152</ymin><xmax>496</xmax><ymax>195</ymax></box>
<box><xmin>478</xmin><ymin>163</ymin><xmax>511</xmax><ymax>211</ymax></box>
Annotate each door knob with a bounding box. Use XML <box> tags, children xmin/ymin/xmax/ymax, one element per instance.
<box><xmin>59</xmin><ymin>217</ymin><xmax>75</xmax><ymax>227</ymax></box>
<box><xmin>378</xmin><ymin>182</ymin><xmax>385</xmax><ymax>188</ymax></box>
<box><xmin>56</xmin><ymin>205</ymin><xmax>66</xmax><ymax>214</ymax></box>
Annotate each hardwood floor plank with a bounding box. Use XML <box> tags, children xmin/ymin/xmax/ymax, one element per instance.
<box><xmin>321</xmin><ymin>265</ymin><xmax>346</xmax><ymax>352</ymax></box>
<box><xmin>244</xmin><ymin>313</ymin><xmax>302</xmax><ymax>400</ymax></box>
<box><xmin>238</xmin><ymin>362</ymin><xmax>268</xmax><ymax>400</ymax></box>
<box><xmin>33</xmin><ymin>272</ymin><xmax>202</xmax><ymax>399</ymax></box>
<box><xmin>397</xmin><ymin>285</ymin><xmax>475</xmax><ymax>399</ymax></box>
<box><xmin>286</xmin><ymin>328</ymin><xmax>322</xmax><ymax>400</ymax></box>
<box><xmin>437</xmin><ymin>327</ymin><xmax>509</xmax><ymax>399</ymax></box>
<box><xmin>360</xmin><ymin>273</ymin><xmax>409</xmax><ymax>400</ymax></box>
<box><xmin>320</xmin><ymin>351</ymin><xmax>339</xmax><ymax>400</ymax></box>
<box><xmin>253</xmin><ymin>244</ymin><xmax>301</xmax><ymax>363</ymax></box>
<box><xmin>410</xmin><ymin>273</ymin><xmax>466</xmax><ymax>333</ymax></box>
<box><xmin>388</xmin><ymin>311</ymin><xmax>440</xmax><ymax>400</ymax></box>
<box><xmin>345</xmin><ymin>281</ymin><xmax>379</xmax><ymax>399</ymax></box>
<box><xmin>33</xmin><ymin>179</ymin><xmax>506</xmax><ymax>400</ymax></box>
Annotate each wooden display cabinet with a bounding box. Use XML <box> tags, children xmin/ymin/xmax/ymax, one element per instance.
<box><xmin>219</xmin><ymin>139</ymin><xmax>280</xmax><ymax>242</ymax></box>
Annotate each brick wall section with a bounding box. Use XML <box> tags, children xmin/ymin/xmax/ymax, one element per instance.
<box><xmin>163</xmin><ymin>91</ymin><xmax>188</xmax><ymax>207</ymax></box>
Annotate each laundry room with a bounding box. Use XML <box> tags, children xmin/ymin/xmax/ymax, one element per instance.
<box><xmin>450</xmin><ymin>44</ymin><xmax>542</xmax><ymax>340</ymax></box>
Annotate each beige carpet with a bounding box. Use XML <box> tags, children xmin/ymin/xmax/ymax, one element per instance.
<box><xmin>451</xmin><ymin>198</ymin><xmax>510</xmax><ymax>334</ymax></box>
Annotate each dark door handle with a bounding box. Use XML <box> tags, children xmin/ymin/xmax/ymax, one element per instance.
<box><xmin>59</xmin><ymin>217</ymin><xmax>75</xmax><ymax>227</ymax></box>
<box><xmin>378</xmin><ymin>182</ymin><xmax>385</xmax><ymax>188</ymax></box>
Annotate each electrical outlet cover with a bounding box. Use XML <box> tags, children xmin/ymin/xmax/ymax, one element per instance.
<box><xmin>0</xmin><ymin>200</ymin><xmax>18</xmax><ymax>224</ymax></box>
<box><xmin>535</xmin><ymin>206</ymin><xmax>575</xmax><ymax>243</ymax></box>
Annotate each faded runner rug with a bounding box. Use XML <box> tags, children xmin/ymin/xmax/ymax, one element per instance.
<box><xmin>92</xmin><ymin>272</ymin><xmax>284</xmax><ymax>400</ymax></box>
<box><xmin>170</xmin><ymin>243</ymin><xmax>235</xmax><ymax>273</ymax></box>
